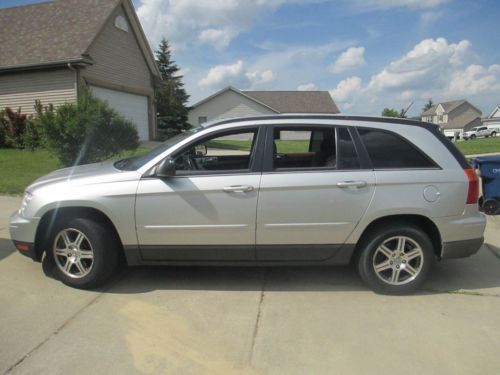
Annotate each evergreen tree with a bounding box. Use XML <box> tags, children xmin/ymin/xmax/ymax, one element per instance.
<box><xmin>155</xmin><ymin>39</ymin><xmax>190</xmax><ymax>139</ymax></box>
<box><xmin>422</xmin><ymin>99</ymin><xmax>434</xmax><ymax>113</ymax></box>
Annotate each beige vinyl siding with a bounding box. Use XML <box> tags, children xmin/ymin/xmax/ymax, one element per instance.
<box><xmin>81</xmin><ymin>5</ymin><xmax>152</xmax><ymax>93</ymax></box>
<box><xmin>0</xmin><ymin>69</ymin><xmax>76</xmax><ymax>114</ymax></box>
<box><xmin>188</xmin><ymin>89</ymin><xmax>277</xmax><ymax>127</ymax></box>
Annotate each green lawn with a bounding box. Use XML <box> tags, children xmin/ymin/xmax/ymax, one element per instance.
<box><xmin>0</xmin><ymin>149</ymin><xmax>60</xmax><ymax>195</ymax></box>
<box><xmin>454</xmin><ymin>137</ymin><xmax>500</xmax><ymax>156</ymax></box>
<box><xmin>0</xmin><ymin>147</ymin><xmax>149</xmax><ymax>195</ymax></box>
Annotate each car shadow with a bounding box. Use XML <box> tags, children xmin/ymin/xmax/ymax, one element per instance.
<box><xmin>36</xmin><ymin>244</ymin><xmax>500</xmax><ymax>296</ymax></box>
<box><xmin>0</xmin><ymin>238</ymin><xmax>15</xmax><ymax>261</ymax></box>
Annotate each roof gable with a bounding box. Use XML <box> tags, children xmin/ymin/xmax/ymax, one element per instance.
<box><xmin>0</xmin><ymin>0</ymin><xmax>159</xmax><ymax>76</ymax></box>
<box><xmin>488</xmin><ymin>106</ymin><xmax>500</xmax><ymax>119</ymax></box>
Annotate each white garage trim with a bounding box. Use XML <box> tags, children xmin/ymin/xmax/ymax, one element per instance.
<box><xmin>90</xmin><ymin>85</ymin><xmax>150</xmax><ymax>141</ymax></box>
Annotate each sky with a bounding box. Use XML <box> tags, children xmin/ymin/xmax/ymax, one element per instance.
<box><xmin>2</xmin><ymin>0</ymin><xmax>500</xmax><ymax>117</ymax></box>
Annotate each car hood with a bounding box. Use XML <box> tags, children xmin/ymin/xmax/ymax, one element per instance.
<box><xmin>27</xmin><ymin>160</ymin><xmax>137</xmax><ymax>192</ymax></box>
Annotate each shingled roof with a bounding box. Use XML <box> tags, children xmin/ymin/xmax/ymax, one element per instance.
<box><xmin>243</xmin><ymin>91</ymin><xmax>340</xmax><ymax>114</ymax></box>
<box><xmin>421</xmin><ymin>99</ymin><xmax>467</xmax><ymax>116</ymax></box>
<box><xmin>0</xmin><ymin>0</ymin><xmax>159</xmax><ymax>75</ymax></box>
<box><xmin>192</xmin><ymin>87</ymin><xmax>340</xmax><ymax>113</ymax></box>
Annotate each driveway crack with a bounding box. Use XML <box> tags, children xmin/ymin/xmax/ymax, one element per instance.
<box><xmin>248</xmin><ymin>269</ymin><xmax>267</xmax><ymax>366</ymax></box>
<box><xmin>3</xmin><ymin>270</ymin><xmax>128</xmax><ymax>375</ymax></box>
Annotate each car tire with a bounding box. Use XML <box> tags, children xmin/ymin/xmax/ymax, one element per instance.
<box><xmin>492</xmin><ymin>131</ymin><xmax>497</xmax><ymax>137</ymax></box>
<box><xmin>45</xmin><ymin>217</ymin><xmax>119</xmax><ymax>289</ymax></box>
<box><xmin>356</xmin><ymin>224</ymin><xmax>434</xmax><ymax>295</ymax></box>
<box><xmin>471</xmin><ymin>134</ymin><xmax>476</xmax><ymax>140</ymax></box>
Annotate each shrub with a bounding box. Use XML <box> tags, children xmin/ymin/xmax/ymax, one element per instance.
<box><xmin>39</xmin><ymin>91</ymin><xmax>139</xmax><ymax>166</ymax></box>
<box><xmin>0</xmin><ymin>107</ymin><xmax>27</xmax><ymax>148</ymax></box>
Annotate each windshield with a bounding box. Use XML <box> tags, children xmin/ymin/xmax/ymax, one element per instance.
<box><xmin>470</xmin><ymin>127</ymin><xmax>478</xmax><ymax>131</ymax></box>
<box><xmin>114</xmin><ymin>130</ymin><xmax>198</xmax><ymax>171</ymax></box>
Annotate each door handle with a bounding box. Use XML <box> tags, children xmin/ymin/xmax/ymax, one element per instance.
<box><xmin>337</xmin><ymin>180</ymin><xmax>367</xmax><ymax>188</ymax></box>
<box><xmin>223</xmin><ymin>185</ymin><xmax>254</xmax><ymax>193</ymax></box>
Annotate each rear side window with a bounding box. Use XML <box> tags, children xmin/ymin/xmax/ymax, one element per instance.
<box><xmin>358</xmin><ymin>128</ymin><xmax>436</xmax><ymax>169</ymax></box>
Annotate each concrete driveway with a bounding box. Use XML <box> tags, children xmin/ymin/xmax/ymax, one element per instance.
<box><xmin>1</xmin><ymin>195</ymin><xmax>500</xmax><ymax>375</ymax></box>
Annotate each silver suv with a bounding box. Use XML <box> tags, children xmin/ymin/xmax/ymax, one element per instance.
<box><xmin>9</xmin><ymin>115</ymin><xmax>486</xmax><ymax>294</ymax></box>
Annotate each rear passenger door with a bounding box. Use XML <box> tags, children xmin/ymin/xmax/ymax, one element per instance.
<box><xmin>256</xmin><ymin>125</ymin><xmax>376</xmax><ymax>262</ymax></box>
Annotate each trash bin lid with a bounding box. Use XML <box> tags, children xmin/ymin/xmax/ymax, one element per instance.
<box><xmin>473</xmin><ymin>155</ymin><xmax>500</xmax><ymax>165</ymax></box>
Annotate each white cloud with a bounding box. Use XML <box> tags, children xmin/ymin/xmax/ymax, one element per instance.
<box><xmin>246</xmin><ymin>69</ymin><xmax>276</xmax><ymax>85</ymax></box>
<box><xmin>330</xmin><ymin>46</ymin><xmax>366</xmax><ymax>73</ymax></box>
<box><xmin>329</xmin><ymin>76</ymin><xmax>363</xmax><ymax>109</ymax></box>
<box><xmin>419</xmin><ymin>10</ymin><xmax>444</xmax><ymax>28</ymax></box>
<box><xmin>448</xmin><ymin>64</ymin><xmax>500</xmax><ymax>96</ymax></box>
<box><xmin>329</xmin><ymin>38</ymin><xmax>500</xmax><ymax>116</ymax></box>
<box><xmin>356</xmin><ymin>0</ymin><xmax>451</xmax><ymax>9</ymax></box>
<box><xmin>198</xmin><ymin>61</ymin><xmax>275</xmax><ymax>89</ymax></box>
<box><xmin>297</xmin><ymin>83</ymin><xmax>317</xmax><ymax>91</ymax></box>
<box><xmin>137</xmin><ymin>0</ymin><xmax>284</xmax><ymax>50</ymax></box>
<box><xmin>199</xmin><ymin>28</ymin><xmax>235</xmax><ymax>50</ymax></box>
<box><xmin>199</xmin><ymin>60</ymin><xmax>244</xmax><ymax>88</ymax></box>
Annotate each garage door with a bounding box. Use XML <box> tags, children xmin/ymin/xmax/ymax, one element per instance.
<box><xmin>91</xmin><ymin>86</ymin><xmax>149</xmax><ymax>141</ymax></box>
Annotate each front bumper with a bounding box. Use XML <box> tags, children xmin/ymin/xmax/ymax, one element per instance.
<box><xmin>9</xmin><ymin>211</ymin><xmax>39</xmax><ymax>260</ymax></box>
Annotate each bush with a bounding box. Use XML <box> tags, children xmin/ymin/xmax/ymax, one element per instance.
<box><xmin>0</xmin><ymin>107</ymin><xmax>27</xmax><ymax>148</ymax></box>
<box><xmin>39</xmin><ymin>91</ymin><xmax>139</xmax><ymax>166</ymax></box>
<box><xmin>0</xmin><ymin>106</ymin><xmax>43</xmax><ymax>150</ymax></box>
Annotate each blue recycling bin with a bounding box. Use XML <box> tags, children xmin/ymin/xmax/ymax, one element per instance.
<box><xmin>472</xmin><ymin>156</ymin><xmax>500</xmax><ymax>215</ymax></box>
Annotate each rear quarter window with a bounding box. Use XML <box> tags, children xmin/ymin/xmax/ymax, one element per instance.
<box><xmin>358</xmin><ymin>128</ymin><xmax>437</xmax><ymax>169</ymax></box>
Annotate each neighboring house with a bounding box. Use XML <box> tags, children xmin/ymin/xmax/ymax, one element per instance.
<box><xmin>421</xmin><ymin>99</ymin><xmax>482</xmax><ymax>138</ymax></box>
<box><xmin>188</xmin><ymin>86</ymin><xmax>340</xmax><ymax>127</ymax></box>
<box><xmin>0</xmin><ymin>0</ymin><xmax>160</xmax><ymax>141</ymax></box>
<box><xmin>482</xmin><ymin>105</ymin><xmax>500</xmax><ymax>130</ymax></box>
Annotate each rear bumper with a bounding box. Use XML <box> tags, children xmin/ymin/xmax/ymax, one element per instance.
<box><xmin>441</xmin><ymin>237</ymin><xmax>484</xmax><ymax>259</ymax></box>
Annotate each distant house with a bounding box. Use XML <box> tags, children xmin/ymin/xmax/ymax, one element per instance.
<box><xmin>188</xmin><ymin>86</ymin><xmax>340</xmax><ymax>127</ymax></box>
<box><xmin>421</xmin><ymin>100</ymin><xmax>482</xmax><ymax>138</ymax></box>
<box><xmin>482</xmin><ymin>105</ymin><xmax>500</xmax><ymax>130</ymax></box>
<box><xmin>0</xmin><ymin>0</ymin><xmax>160</xmax><ymax>140</ymax></box>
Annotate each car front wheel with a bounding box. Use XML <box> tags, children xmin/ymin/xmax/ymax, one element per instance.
<box><xmin>46</xmin><ymin>217</ymin><xmax>119</xmax><ymax>289</ymax></box>
<box><xmin>357</xmin><ymin>224</ymin><xmax>434</xmax><ymax>295</ymax></box>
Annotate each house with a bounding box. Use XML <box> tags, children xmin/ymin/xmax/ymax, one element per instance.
<box><xmin>421</xmin><ymin>99</ymin><xmax>482</xmax><ymax>138</ymax></box>
<box><xmin>188</xmin><ymin>86</ymin><xmax>340</xmax><ymax>127</ymax></box>
<box><xmin>482</xmin><ymin>105</ymin><xmax>500</xmax><ymax>130</ymax></box>
<box><xmin>0</xmin><ymin>0</ymin><xmax>160</xmax><ymax>141</ymax></box>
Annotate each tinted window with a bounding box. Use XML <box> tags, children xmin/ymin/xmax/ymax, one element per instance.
<box><xmin>337</xmin><ymin>128</ymin><xmax>360</xmax><ymax>170</ymax></box>
<box><xmin>358</xmin><ymin>128</ymin><xmax>436</xmax><ymax>169</ymax></box>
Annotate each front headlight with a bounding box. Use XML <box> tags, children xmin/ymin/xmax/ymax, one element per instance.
<box><xmin>19</xmin><ymin>192</ymin><xmax>33</xmax><ymax>217</ymax></box>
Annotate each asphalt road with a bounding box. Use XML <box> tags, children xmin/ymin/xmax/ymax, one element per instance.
<box><xmin>1</xmin><ymin>195</ymin><xmax>500</xmax><ymax>375</ymax></box>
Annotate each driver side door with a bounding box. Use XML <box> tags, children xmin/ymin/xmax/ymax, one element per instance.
<box><xmin>135</xmin><ymin>126</ymin><xmax>263</xmax><ymax>262</ymax></box>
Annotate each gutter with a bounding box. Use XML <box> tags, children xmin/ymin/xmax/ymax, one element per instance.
<box><xmin>0</xmin><ymin>58</ymin><xmax>93</xmax><ymax>74</ymax></box>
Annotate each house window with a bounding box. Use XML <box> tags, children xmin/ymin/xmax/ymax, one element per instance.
<box><xmin>114</xmin><ymin>16</ymin><xmax>129</xmax><ymax>32</ymax></box>
<box><xmin>438</xmin><ymin>115</ymin><xmax>444</xmax><ymax>122</ymax></box>
<box><xmin>198</xmin><ymin>116</ymin><xmax>208</xmax><ymax>125</ymax></box>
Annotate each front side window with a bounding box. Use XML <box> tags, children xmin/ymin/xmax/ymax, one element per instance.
<box><xmin>173</xmin><ymin>129</ymin><xmax>258</xmax><ymax>174</ymax></box>
<box><xmin>358</xmin><ymin>128</ymin><xmax>436</xmax><ymax>169</ymax></box>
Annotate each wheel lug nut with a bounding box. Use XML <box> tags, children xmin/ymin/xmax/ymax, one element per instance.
<box><xmin>390</xmin><ymin>261</ymin><xmax>393</xmax><ymax>265</ymax></box>
<box><xmin>396</xmin><ymin>265</ymin><xmax>400</xmax><ymax>269</ymax></box>
<box><xmin>403</xmin><ymin>260</ymin><xmax>406</xmax><ymax>263</ymax></box>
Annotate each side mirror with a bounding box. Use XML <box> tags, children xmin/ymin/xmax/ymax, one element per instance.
<box><xmin>156</xmin><ymin>157</ymin><xmax>176</xmax><ymax>177</ymax></box>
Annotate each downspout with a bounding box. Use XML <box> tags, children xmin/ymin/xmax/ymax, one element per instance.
<box><xmin>67</xmin><ymin>62</ymin><xmax>80</xmax><ymax>99</ymax></box>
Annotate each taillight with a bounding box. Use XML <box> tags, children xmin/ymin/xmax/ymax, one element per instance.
<box><xmin>464</xmin><ymin>168</ymin><xmax>479</xmax><ymax>204</ymax></box>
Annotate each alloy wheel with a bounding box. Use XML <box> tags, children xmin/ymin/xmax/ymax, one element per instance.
<box><xmin>53</xmin><ymin>228</ymin><xmax>94</xmax><ymax>278</ymax></box>
<box><xmin>372</xmin><ymin>236</ymin><xmax>424</xmax><ymax>285</ymax></box>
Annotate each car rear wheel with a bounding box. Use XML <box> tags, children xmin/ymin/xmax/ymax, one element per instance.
<box><xmin>357</xmin><ymin>224</ymin><xmax>434</xmax><ymax>295</ymax></box>
<box><xmin>46</xmin><ymin>218</ymin><xmax>119</xmax><ymax>289</ymax></box>
<box><xmin>471</xmin><ymin>134</ymin><xmax>476</xmax><ymax>139</ymax></box>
